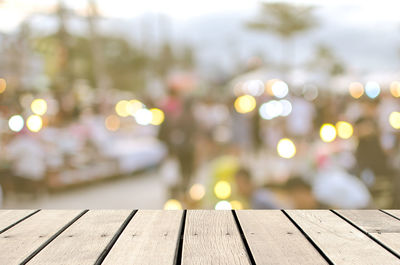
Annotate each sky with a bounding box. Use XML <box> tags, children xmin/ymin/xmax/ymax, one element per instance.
<box><xmin>1</xmin><ymin>0</ymin><xmax>400</xmax><ymax>78</ymax></box>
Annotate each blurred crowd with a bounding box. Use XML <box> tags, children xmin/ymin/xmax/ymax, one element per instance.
<box><xmin>0</xmin><ymin>1</ymin><xmax>399</xmax><ymax>209</ymax></box>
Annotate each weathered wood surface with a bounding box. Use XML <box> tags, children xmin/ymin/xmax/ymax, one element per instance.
<box><xmin>336</xmin><ymin>210</ymin><xmax>400</xmax><ymax>255</ymax></box>
<box><xmin>286</xmin><ymin>210</ymin><xmax>400</xmax><ymax>265</ymax></box>
<box><xmin>236</xmin><ymin>210</ymin><xmax>328</xmax><ymax>264</ymax></box>
<box><xmin>0</xmin><ymin>209</ymin><xmax>38</xmax><ymax>233</ymax></box>
<box><xmin>102</xmin><ymin>210</ymin><xmax>183</xmax><ymax>265</ymax></box>
<box><xmin>182</xmin><ymin>210</ymin><xmax>250</xmax><ymax>265</ymax></box>
<box><xmin>0</xmin><ymin>210</ymin><xmax>399</xmax><ymax>265</ymax></box>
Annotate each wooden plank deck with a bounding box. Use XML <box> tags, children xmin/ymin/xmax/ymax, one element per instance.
<box><xmin>0</xmin><ymin>210</ymin><xmax>398</xmax><ymax>265</ymax></box>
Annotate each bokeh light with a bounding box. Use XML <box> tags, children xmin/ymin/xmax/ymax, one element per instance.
<box><xmin>150</xmin><ymin>108</ymin><xmax>165</xmax><ymax>125</ymax></box>
<box><xmin>336</xmin><ymin>121</ymin><xmax>353</xmax><ymax>139</ymax></box>
<box><xmin>243</xmin><ymin>80</ymin><xmax>264</xmax><ymax>96</ymax></box>
<box><xmin>0</xmin><ymin>78</ymin><xmax>6</xmax><ymax>94</ymax></box>
<box><xmin>189</xmin><ymin>183</ymin><xmax>206</xmax><ymax>201</ymax></box>
<box><xmin>234</xmin><ymin>95</ymin><xmax>256</xmax><ymax>114</ymax></box>
<box><xmin>115</xmin><ymin>100</ymin><xmax>130</xmax><ymax>117</ymax></box>
<box><xmin>390</xmin><ymin>81</ymin><xmax>400</xmax><ymax>98</ymax></box>
<box><xmin>279</xmin><ymin>99</ymin><xmax>292</xmax><ymax>116</ymax></box>
<box><xmin>8</xmin><ymin>115</ymin><xmax>24</xmax><ymax>132</ymax></box>
<box><xmin>348</xmin><ymin>82</ymin><xmax>364</xmax><ymax>99</ymax></box>
<box><xmin>215</xmin><ymin>200</ymin><xmax>232</xmax><ymax>210</ymax></box>
<box><xmin>259</xmin><ymin>100</ymin><xmax>283</xmax><ymax>120</ymax></box>
<box><xmin>265</xmin><ymin>79</ymin><xmax>277</xmax><ymax>96</ymax></box>
<box><xmin>389</xmin><ymin>112</ymin><xmax>400</xmax><ymax>129</ymax></box>
<box><xmin>320</xmin><ymin>123</ymin><xmax>336</xmax><ymax>142</ymax></box>
<box><xmin>135</xmin><ymin>108</ymin><xmax>153</xmax><ymax>125</ymax></box>
<box><xmin>271</xmin><ymin>80</ymin><xmax>289</xmax><ymax>98</ymax></box>
<box><xmin>163</xmin><ymin>199</ymin><xmax>182</xmax><ymax>210</ymax></box>
<box><xmin>105</xmin><ymin>115</ymin><xmax>120</xmax><ymax>131</ymax></box>
<box><xmin>26</xmin><ymin>115</ymin><xmax>43</xmax><ymax>132</ymax></box>
<box><xmin>230</xmin><ymin>200</ymin><xmax>243</xmax><ymax>210</ymax></box>
<box><xmin>127</xmin><ymin>99</ymin><xmax>143</xmax><ymax>116</ymax></box>
<box><xmin>277</xmin><ymin>138</ymin><xmax>296</xmax><ymax>159</ymax></box>
<box><xmin>214</xmin><ymin>180</ymin><xmax>231</xmax><ymax>199</ymax></box>
<box><xmin>365</xmin><ymin>81</ymin><xmax>380</xmax><ymax>99</ymax></box>
<box><xmin>31</xmin><ymin>99</ymin><xmax>48</xmax><ymax>115</ymax></box>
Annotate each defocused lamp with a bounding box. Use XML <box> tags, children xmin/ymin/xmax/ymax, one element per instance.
<box><xmin>214</xmin><ymin>180</ymin><xmax>231</xmax><ymax>199</ymax></box>
<box><xmin>0</xmin><ymin>78</ymin><xmax>6</xmax><ymax>94</ymax></box>
<box><xmin>8</xmin><ymin>115</ymin><xmax>24</xmax><ymax>132</ymax></box>
<box><xmin>215</xmin><ymin>200</ymin><xmax>232</xmax><ymax>210</ymax></box>
<box><xmin>150</xmin><ymin>108</ymin><xmax>165</xmax><ymax>125</ymax></box>
<box><xmin>389</xmin><ymin>112</ymin><xmax>400</xmax><ymax>129</ymax></box>
<box><xmin>336</xmin><ymin>121</ymin><xmax>353</xmax><ymax>139</ymax></box>
<box><xmin>277</xmin><ymin>138</ymin><xmax>296</xmax><ymax>159</ymax></box>
<box><xmin>234</xmin><ymin>95</ymin><xmax>256</xmax><ymax>114</ymax></box>
<box><xmin>390</xmin><ymin>81</ymin><xmax>400</xmax><ymax>98</ymax></box>
<box><xmin>348</xmin><ymin>82</ymin><xmax>364</xmax><ymax>99</ymax></box>
<box><xmin>163</xmin><ymin>199</ymin><xmax>182</xmax><ymax>210</ymax></box>
<box><xmin>26</xmin><ymin>115</ymin><xmax>43</xmax><ymax>132</ymax></box>
<box><xmin>31</xmin><ymin>99</ymin><xmax>47</xmax><ymax>115</ymax></box>
<box><xmin>320</xmin><ymin>123</ymin><xmax>336</xmax><ymax>142</ymax></box>
<box><xmin>189</xmin><ymin>184</ymin><xmax>205</xmax><ymax>201</ymax></box>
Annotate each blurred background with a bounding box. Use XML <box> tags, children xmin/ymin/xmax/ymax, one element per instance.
<box><xmin>0</xmin><ymin>0</ymin><xmax>399</xmax><ymax>210</ymax></box>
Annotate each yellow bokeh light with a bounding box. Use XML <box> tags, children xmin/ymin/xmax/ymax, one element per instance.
<box><xmin>230</xmin><ymin>200</ymin><xmax>243</xmax><ymax>210</ymax></box>
<box><xmin>277</xmin><ymin>138</ymin><xmax>296</xmax><ymax>159</ymax></box>
<box><xmin>31</xmin><ymin>99</ymin><xmax>47</xmax><ymax>115</ymax></box>
<box><xmin>389</xmin><ymin>112</ymin><xmax>400</xmax><ymax>129</ymax></box>
<box><xmin>127</xmin><ymin>99</ymin><xmax>143</xmax><ymax>115</ymax></box>
<box><xmin>163</xmin><ymin>199</ymin><xmax>182</xmax><ymax>210</ymax></box>
<box><xmin>214</xmin><ymin>180</ymin><xmax>231</xmax><ymax>199</ymax></box>
<box><xmin>105</xmin><ymin>115</ymin><xmax>120</xmax><ymax>131</ymax></box>
<box><xmin>189</xmin><ymin>183</ymin><xmax>205</xmax><ymax>201</ymax></box>
<box><xmin>26</xmin><ymin>115</ymin><xmax>43</xmax><ymax>132</ymax></box>
<box><xmin>0</xmin><ymin>78</ymin><xmax>6</xmax><ymax>94</ymax></box>
<box><xmin>150</xmin><ymin>108</ymin><xmax>165</xmax><ymax>125</ymax></box>
<box><xmin>390</xmin><ymin>81</ymin><xmax>400</xmax><ymax>98</ymax></box>
<box><xmin>234</xmin><ymin>95</ymin><xmax>256</xmax><ymax>114</ymax></box>
<box><xmin>336</xmin><ymin>121</ymin><xmax>353</xmax><ymax>139</ymax></box>
<box><xmin>349</xmin><ymin>82</ymin><xmax>364</xmax><ymax>99</ymax></box>
<box><xmin>115</xmin><ymin>100</ymin><xmax>130</xmax><ymax>117</ymax></box>
<box><xmin>320</xmin><ymin>123</ymin><xmax>336</xmax><ymax>142</ymax></box>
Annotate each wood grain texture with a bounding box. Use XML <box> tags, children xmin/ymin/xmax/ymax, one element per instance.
<box><xmin>102</xmin><ymin>210</ymin><xmax>183</xmax><ymax>265</ymax></box>
<box><xmin>182</xmin><ymin>210</ymin><xmax>250</xmax><ymax>265</ymax></box>
<box><xmin>336</xmin><ymin>210</ymin><xmax>400</xmax><ymax>255</ymax></box>
<box><xmin>28</xmin><ymin>210</ymin><xmax>131</xmax><ymax>265</ymax></box>
<box><xmin>0</xmin><ymin>210</ymin><xmax>83</xmax><ymax>264</ymax></box>
<box><xmin>237</xmin><ymin>210</ymin><xmax>328</xmax><ymax>264</ymax></box>
<box><xmin>0</xmin><ymin>209</ymin><xmax>37</xmax><ymax>232</ymax></box>
<box><xmin>286</xmin><ymin>210</ymin><xmax>400</xmax><ymax>265</ymax></box>
<box><xmin>384</xmin><ymin>210</ymin><xmax>400</xmax><ymax>220</ymax></box>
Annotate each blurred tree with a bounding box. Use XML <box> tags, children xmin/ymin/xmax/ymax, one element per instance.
<box><xmin>308</xmin><ymin>44</ymin><xmax>345</xmax><ymax>76</ymax></box>
<box><xmin>246</xmin><ymin>2</ymin><xmax>318</xmax><ymax>72</ymax></box>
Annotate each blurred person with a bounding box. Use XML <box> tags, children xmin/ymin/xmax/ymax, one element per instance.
<box><xmin>284</xmin><ymin>177</ymin><xmax>319</xmax><ymax>209</ymax></box>
<box><xmin>235</xmin><ymin>167</ymin><xmax>283</xmax><ymax>209</ymax></box>
<box><xmin>355</xmin><ymin>116</ymin><xmax>394</xmax><ymax>207</ymax></box>
<box><xmin>159</xmin><ymin>90</ymin><xmax>197</xmax><ymax>196</ymax></box>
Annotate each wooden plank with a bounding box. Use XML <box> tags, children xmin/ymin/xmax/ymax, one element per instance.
<box><xmin>0</xmin><ymin>210</ymin><xmax>83</xmax><ymax>264</ymax></box>
<box><xmin>336</xmin><ymin>210</ymin><xmax>400</xmax><ymax>255</ymax></box>
<box><xmin>286</xmin><ymin>210</ymin><xmax>400</xmax><ymax>265</ymax></box>
<box><xmin>0</xmin><ymin>210</ymin><xmax>37</xmax><ymax>232</ymax></box>
<box><xmin>236</xmin><ymin>210</ymin><xmax>328</xmax><ymax>264</ymax></box>
<box><xmin>182</xmin><ymin>210</ymin><xmax>250</xmax><ymax>265</ymax></box>
<box><xmin>384</xmin><ymin>210</ymin><xmax>400</xmax><ymax>220</ymax></box>
<box><xmin>102</xmin><ymin>210</ymin><xmax>183</xmax><ymax>265</ymax></box>
<box><xmin>28</xmin><ymin>210</ymin><xmax>131</xmax><ymax>265</ymax></box>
